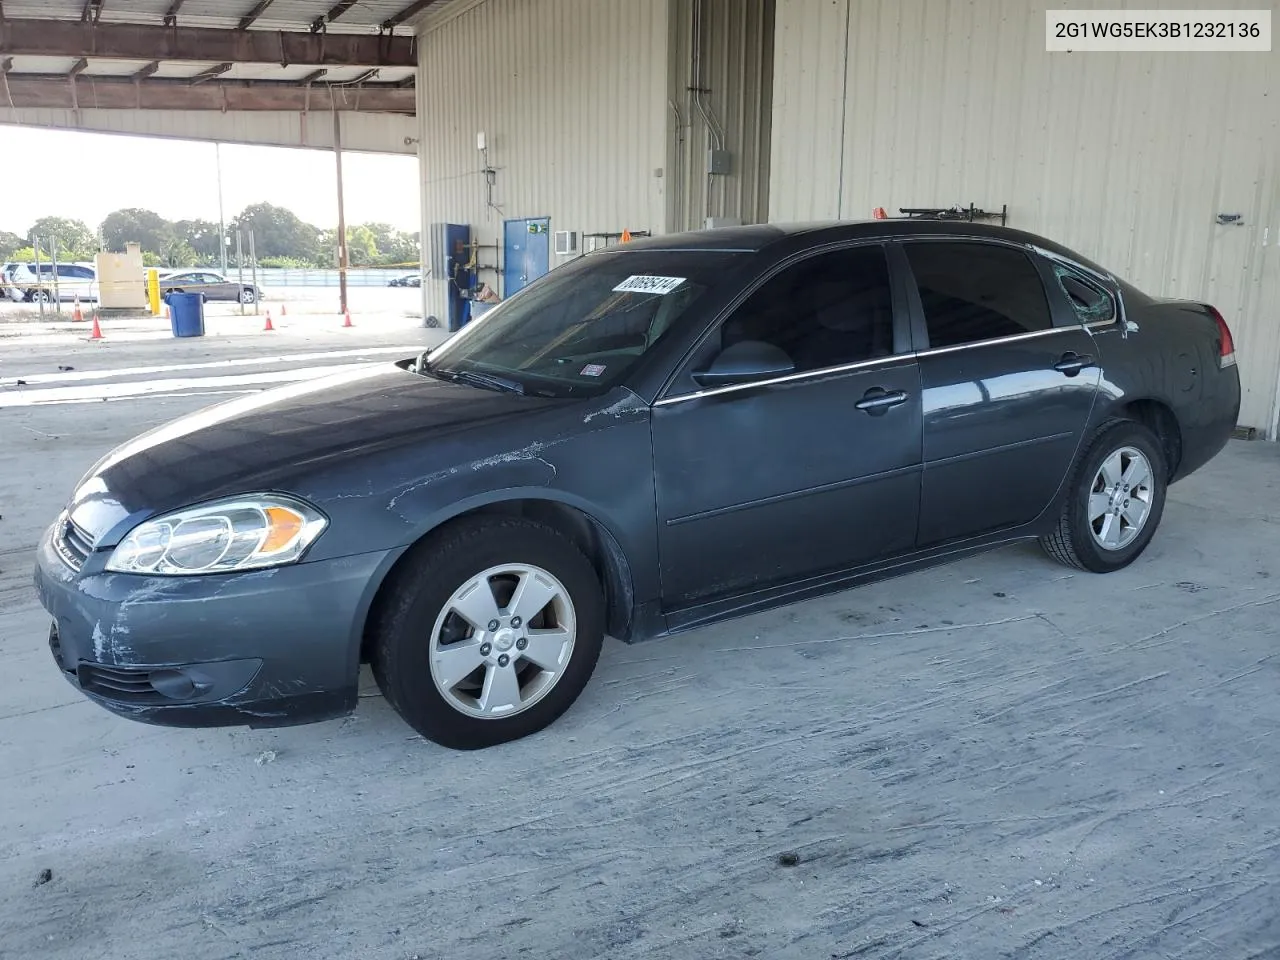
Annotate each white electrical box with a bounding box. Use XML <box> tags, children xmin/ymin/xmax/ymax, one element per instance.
<box><xmin>704</xmin><ymin>217</ymin><xmax>742</xmax><ymax>230</ymax></box>
<box><xmin>554</xmin><ymin>230</ymin><xmax>579</xmax><ymax>256</ymax></box>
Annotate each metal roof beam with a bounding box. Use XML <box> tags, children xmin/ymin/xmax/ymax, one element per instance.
<box><xmin>0</xmin><ymin>74</ymin><xmax>415</xmax><ymax>113</ymax></box>
<box><xmin>382</xmin><ymin>0</ymin><xmax>441</xmax><ymax>30</ymax></box>
<box><xmin>69</xmin><ymin>57</ymin><xmax>88</xmax><ymax>75</ymax></box>
<box><xmin>0</xmin><ymin>18</ymin><xmax>415</xmax><ymax>68</ymax></box>
<box><xmin>163</xmin><ymin>0</ymin><xmax>184</xmax><ymax>27</ymax></box>
<box><xmin>133</xmin><ymin>60</ymin><xmax>160</xmax><ymax>80</ymax></box>
<box><xmin>190</xmin><ymin>62</ymin><xmax>232</xmax><ymax>84</ymax></box>
<box><xmin>81</xmin><ymin>0</ymin><xmax>104</xmax><ymax>24</ymax></box>
<box><xmin>237</xmin><ymin>0</ymin><xmax>277</xmax><ymax>31</ymax></box>
<box><xmin>311</xmin><ymin>0</ymin><xmax>359</xmax><ymax>34</ymax></box>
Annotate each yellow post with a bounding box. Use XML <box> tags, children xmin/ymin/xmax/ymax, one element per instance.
<box><xmin>146</xmin><ymin>268</ymin><xmax>161</xmax><ymax>316</ymax></box>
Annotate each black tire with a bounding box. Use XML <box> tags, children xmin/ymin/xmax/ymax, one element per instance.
<box><xmin>1040</xmin><ymin>419</ymin><xmax>1168</xmax><ymax>573</ymax></box>
<box><xmin>371</xmin><ymin>516</ymin><xmax>605</xmax><ymax>750</ymax></box>
<box><xmin>240</xmin><ymin>288</ymin><xmax>257</xmax><ymax>304</ymax></box>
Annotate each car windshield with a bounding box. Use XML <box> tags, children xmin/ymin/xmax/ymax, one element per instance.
<box><xmin>422</xmin><ymin>250</ymin><xmax>741</xmax><ymax>397</ymax></box>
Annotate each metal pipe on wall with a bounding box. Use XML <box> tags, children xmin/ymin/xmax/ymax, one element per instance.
<box><xmin>691</xmin><ymin>0</ymin><xmax>727</xmax><ymax>222</ymax></box>
<box><xmin>669</xmin><ymin>98</ymin><xmax>685</xmax><ymax>232</ymax></box>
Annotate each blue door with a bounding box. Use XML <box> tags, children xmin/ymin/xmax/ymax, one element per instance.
<box><xmin>503</xmin><ymin>217</ymin><xmax>550</xmax><ymax>297</ymax></box>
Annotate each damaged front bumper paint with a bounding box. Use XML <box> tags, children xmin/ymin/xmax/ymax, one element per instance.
<box><xmin>33</xmin><ymin>523</ymin><xmax>395</xmax><ymax>728</ymax></box>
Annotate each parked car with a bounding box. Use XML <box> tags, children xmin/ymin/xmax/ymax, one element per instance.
<box><xmin>389</xmin><ymin>274</ymin><xmax>422</xmax><ymax>287</ymax></box>
<box><xmin>159</xmin><ymin>270</ymin><xmax>262</xmax><ymax>304</ymax></box>
<box><xmin>7</xmin><ymin>262</ymin><xmax>99</xmax><ymax>303</ymax></box>
<box><xmin>1</xmin><ymin>261</ymin><xmax>27</xmax><ymax>301</ymax></box>
<box><xmin>34</xmin><ymin>221</ymin><xmax>1240</xmax><ymax>749</ymax></box>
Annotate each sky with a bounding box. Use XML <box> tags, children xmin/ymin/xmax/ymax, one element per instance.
<box><xmin>0</xmin><ymin>126</ymin><xmax>421</xmax><ymax>237</ymax></box>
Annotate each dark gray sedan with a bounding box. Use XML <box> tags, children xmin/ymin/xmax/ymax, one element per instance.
<box><xmin>159</xmin><ymin>270</ymin><xmax>262</xmax><ymax>304</ymax></box>
<box><xmin>35</xmin><ymin>222</ymin><xmax>1240</xmax><ymax>749</ymax></box>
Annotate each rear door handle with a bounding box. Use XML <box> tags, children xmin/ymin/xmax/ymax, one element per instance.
<box><xmin>855</xmin><ymin>387</ymin><xmax>909</xmax><ymax>415</ymax></box>
<box><xmin>1053</xmin><ymin>352</ymin><xmax>1095</xmax><ymax>376</ymax></box>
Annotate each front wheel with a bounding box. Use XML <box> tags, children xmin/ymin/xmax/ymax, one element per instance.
<box><xmin>240</xmin><ymin>287</ymin><xmax>257</xmax><ymax>304</ymax></box>
<box><xmin>372</xmin><ymin>516</ymin><xmax>605</xmax><ymax>749</ymax></box>
<box><xmin>1040</xmin><ymin>419</ymin><xmax>1168</xmax><ymax>573</ymax></box>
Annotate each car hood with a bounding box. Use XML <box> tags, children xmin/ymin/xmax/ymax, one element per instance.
<box><xmin>66</xmin><ymin>362</ymin><xmax>570</xmax><ymax>542</ymax></box>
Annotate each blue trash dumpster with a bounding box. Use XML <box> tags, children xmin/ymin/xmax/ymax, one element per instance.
<box><xmin>166</xmin><ymin>292</ymin><xmax>206</xmax><ymax>338</ymax></box>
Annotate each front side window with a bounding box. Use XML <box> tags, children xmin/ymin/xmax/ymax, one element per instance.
<box><xmin>424</xmin><ymin>250</ymin><xmax>742</xmax><ymax>397</ymax></box>
<box><xmin>905</xmin><ymin>242</ymin><xmax>1053</xmax><ymax>349</ymax></box>
<box><xmin>714</xmin><ymin>245</ymin><xmax>896</xmax><ymax>373</ymax></box>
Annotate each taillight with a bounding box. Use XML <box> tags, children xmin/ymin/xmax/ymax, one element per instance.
<box><xmin>1207</xmin><ymin>305</ymin><xmax>1236</xmax><ymax>368</ymax></box>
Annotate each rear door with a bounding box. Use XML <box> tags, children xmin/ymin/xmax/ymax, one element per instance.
<box><xmin>195</xmin><ymin>273</ymin><xmax>228</xmax><ymax>299</ymax></box>
<box><xmin>652</xmin><ymin>243</ymin><xmax>923</xmax><ymax>608</ymax></box>
<box><xmin>213</xmin><ymin>273</ymin><xmax>242</xmax><ymax>300</ymax></box>
<box><xmin>900</xmin><ymin>239</ymin><xmax>1101</xmax><ymax>546</ymax></box>
<box><xmin>61</xmin><ymin>265</ymin><xmax>95</xmax><ymax>301</ymax></box>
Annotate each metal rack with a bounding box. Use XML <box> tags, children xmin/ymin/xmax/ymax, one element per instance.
<box><xmin>894</xmin><ymin>203</ymin><xmax>1008</xmax><ymax>225</ymax></box>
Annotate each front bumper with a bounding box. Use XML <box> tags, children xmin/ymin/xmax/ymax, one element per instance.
<box><xmin>34</xmin><ymin>525</ymin><xmax>397</xmax><ymax>729</ymax></box>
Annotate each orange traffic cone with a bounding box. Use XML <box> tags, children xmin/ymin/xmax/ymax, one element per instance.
<box><xmin>72</xmin><ymin>297</ymin><xmax>83</xmax><ymax>323</ymax></box>
<box><xmin>263</xmin><ymin>310</ymin><xmax>274</xmax><ymax>332</ymax></box>
<box><xmin>280</xmin><ymin>303</ymin><xmax>287</xmax><ymax>317</ymax></box>
<box><xmin>342</xmin><ymin>309</ymin><xmax>353</xmax><ymax>328</ymax></box>
<box><xmin>872</xmin><ymin>206</ymin><xmax>888</xmax><ymax>219</ymax></box>
<box><xmin>620</xmin><ymin>228</ymin><xmax>633</xmax><ymax>243</ymax></box>
<box><xmin>89</xmin><ymin>311</ymin><xmax>104</xmax><ymax>340</ymax></box>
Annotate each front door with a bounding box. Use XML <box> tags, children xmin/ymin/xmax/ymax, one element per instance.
<box><xmin>503</xmin><ymin>218</ymin><xmax>550</xmax><ymax>297</ymax></box>
<box><xmin>899</xmin><ymin>239</ymin><xmax>1102</xmax><ymax>546</ymax></box>
<box><xmin>652</xmin><ymin>244</ymin><xmax>923</xmax><ymax>609</ymax></box>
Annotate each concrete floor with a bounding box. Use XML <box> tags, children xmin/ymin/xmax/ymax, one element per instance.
<box><xmin>2</xmin><ymin>325</ymin><xmax>1278</xmax><ymax>960</ymax></box>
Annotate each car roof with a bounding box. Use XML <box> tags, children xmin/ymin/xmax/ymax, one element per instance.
<box><xmin>614</xmin><ymin>219</ymin><xmax>1111</xmax><ymax>275</ymax></box>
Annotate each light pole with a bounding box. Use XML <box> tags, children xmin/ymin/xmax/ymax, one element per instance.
<box><xmin>216</xmin><ymin>142</ymin><xmax>228</xmax><ymax>273</ymax></box>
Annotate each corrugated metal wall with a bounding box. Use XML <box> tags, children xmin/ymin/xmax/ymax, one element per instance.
<box><xmin>666</xmin><ymin>0</ymin><xmax>774</xmax><ymax>231</ymax></box>
<box><xmin>417</xmin><ymin>0</ymin><xmax>669</xmax><ymax>318</ymax></box>
<box><xmin>770</xmin><ymin>0</ymin><xmax>1280</xmax><ymax>435</ymax></box>
<box><xmin>0</xmin><ymin>109</ymin><xmax>416</xmax><ymax>154</ymax></box>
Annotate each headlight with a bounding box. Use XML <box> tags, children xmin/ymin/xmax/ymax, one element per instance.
<box><xmin>105</xmin><ymin>495</ymin><xmax>327</xmax><ymax>575</ymax></box>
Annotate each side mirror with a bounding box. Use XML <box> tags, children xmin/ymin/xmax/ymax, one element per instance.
<box><xmin>692</xmin><ymin>340</ymin><xmax>795</xmax><ymax>388</ymax></box>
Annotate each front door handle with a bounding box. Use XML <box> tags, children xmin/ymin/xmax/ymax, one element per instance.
<box><xmin>855</xmin><ymin>387</ymin><xmax>909</xmax><ymax>415</ymax></box>
<box><xmin>1054</xmin><ymin>352</ymin><xmax>1095</xmax><ymax>376</ymax></box>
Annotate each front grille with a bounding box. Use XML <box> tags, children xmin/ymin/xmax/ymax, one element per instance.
<box><xmin>54</xmin><ymin>518</ymin><xmax>93</xmax><ymax>571</ymax></box>
<box><xmin>78</xmin><ymin>664</ymin><xmax>170</xmax><ymax>705</ymax></box>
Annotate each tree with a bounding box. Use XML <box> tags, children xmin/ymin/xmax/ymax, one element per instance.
<box><xmin>360</xmin><ymin>222</ymin><xmax>420</xmax><ymax>266</ymax></box>
<box><xmin>162</xmin><ymin>239</ymin><xmax>198</xmax><ymax>268</ymax></box>
<box><xmin>231</xmin><ymin>202</ymin><xmax>321</xmax><ymax>263</ymax></box>
<box><xmin>100</xmin><ymin>208</ymin><xmax>173</xmax><ymax>254</ymax></box>
<box><xmin>315</xmin><ymin>229</ymin><xmax>338</xmax><ymax>268</ymax></box>
<box><xmin>0</xmin><ymin>230</ymin><xmax>23</xmax><ymax>260</ymax></box>
<box><xmin>173</xmin><ymin>219</ymin><xmax>224</xmax><ymax>264</ymax></box>
<box><xmin>346</xmin><ymin>225</ymin><xmax>379</xmax><ymax>266</ymax></box>
<box><xmin>27</xmin><ymin>217</ymin><xmax>96</xmax><ymax>260</ymax></box>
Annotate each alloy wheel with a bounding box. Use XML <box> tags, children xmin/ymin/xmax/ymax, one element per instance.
<box><xmin>428</xmin><ymin>563</ymin><xmax>577</xmax><ymax>719</ymax></box>
<box><xmin>1088</xmin><ymin>445</ymin><xmax>1154</xmax><ymax>551</ymax></box>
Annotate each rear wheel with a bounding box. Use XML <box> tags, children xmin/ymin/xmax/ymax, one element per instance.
<box><xmin>1040</xmin><ymin>419</ymin><xmax>1168</xmax><ymax>572</ymax></box>
<box><xmin>372</xmin><ymin>516</ymin><xmax>605</xmax><ymax>749</ymax></box>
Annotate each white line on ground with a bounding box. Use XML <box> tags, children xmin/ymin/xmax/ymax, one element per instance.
<box><xmin>0</xmin><ymin>363</ymin><xmax>376</xmax><ymax>407</ymax></box>
<box><xmin>0</xmin><ymin>346</ymin><xmax>420</xmax><ymax>387</ymax></box>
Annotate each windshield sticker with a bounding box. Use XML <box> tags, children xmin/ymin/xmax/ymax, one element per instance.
<box><xmin>613</xmin><ymin>275</ymin><xmax>685</xmax><ymax>296</ymax></box>
<box><xmin>579</xmin><ymin>363</ymin><xmax>607</xmax><ymax>377</ymax></box>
